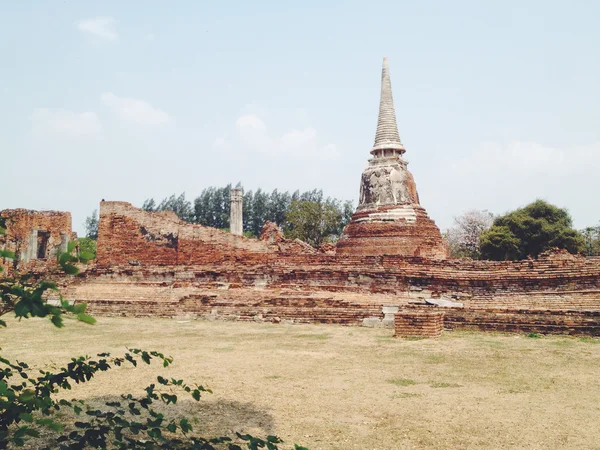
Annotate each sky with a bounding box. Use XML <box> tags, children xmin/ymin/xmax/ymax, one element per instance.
<box><xmin>1</xmin><ymin>1</ymin><xmax>599</xmax><ymax>236</ymax></box>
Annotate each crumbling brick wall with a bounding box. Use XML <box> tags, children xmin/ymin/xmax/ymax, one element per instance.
<box><xmin>0</xmin><ymin>209</ymin><xmax>72</xmax><ymax>274</ymax></box>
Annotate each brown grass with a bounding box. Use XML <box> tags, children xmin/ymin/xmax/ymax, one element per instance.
<box><xmin>2</xmin><ymin>316</ymin><xmax>600</xmax><ymax>449</ymax></box>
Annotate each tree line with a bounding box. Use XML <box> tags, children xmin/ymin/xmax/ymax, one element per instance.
<box><xmin>444</xmin><ymin>199</ymin><xmax>600</xmax><ymax>260</ymax></box>
<box><xmin>140</xmin><ymin>185</ymin><xmax>355</xmax><ymax>246</ymax></box>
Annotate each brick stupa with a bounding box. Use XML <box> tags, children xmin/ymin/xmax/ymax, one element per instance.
<box><xmin>336</xmin><ymin>57</ymin><xmax>447</xmax><ymax>258</ymax></box>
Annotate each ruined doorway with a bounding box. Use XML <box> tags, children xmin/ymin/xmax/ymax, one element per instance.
<box><xmin>37</xmin><ymin>231</ymin><xmax>50</xmax><ymax>259</ymax></box>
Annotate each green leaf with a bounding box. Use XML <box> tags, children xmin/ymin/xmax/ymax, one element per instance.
<box><xmin>58</xmin><ymin>253</ymin><xmax>71</xmax><ymax>265</ymax></box>
<box><xmin>72</xmin><ymin>303</ymin><xmax>87</xmax><ymax>314</ymax></box>
<box><xmin>36</xmin><ymin>418</ymin><xmax>63</xmax><ymax>432</ymax></box>
<box><xmin>0</xmin><ymin>250</ymin><xmax>15</xmax><ymax>259</ymax></box>
<box><xmin>19</xmin><ymin>413</ymin><xmax>33</xmax><ymax>423</ymax></box>
<box><xmin>76</xmin><ymin>313</ymin><xmax>96</xmax><ymax>325</ymax></box>
<box><xmin>67</xmin><ymin>241</ymin><xmax>76</xmax><ymax>253</ymax></box>
<box><xmin>0</xmin><ymin>319</ymin><xmax>6</xmax><ymax>327</ymax></box>
<box><xmin>61</xmin><ymin>263</ymin><xmax>79</xmax><ymax>275</ymax></box>
<box><xmin>51</xmin><ymin>314</ymin><xmax>64</xmax><ymax>328</ymax></box>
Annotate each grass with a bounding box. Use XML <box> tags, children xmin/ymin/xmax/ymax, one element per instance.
<box><xmin>2</xmin><ymin>317</ymin><xmax>600</xmax><ymax>449</ymax></box>
<box><xmin>388</xmin><ymin>377</ymin><xmax>417</xmax><ymax>386</ymax></box>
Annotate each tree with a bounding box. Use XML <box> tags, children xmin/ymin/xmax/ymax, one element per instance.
<box><xmin>284</xmin><ymin>200</ymin><xmax>342</xmax><ymax>246</ymax></box>
<box><xmin>84</xmin><ymin>210</ymin><xmax>99</xmax><ymax>240</ymax></box>
<box><xmin>480</xmin><ymin>200</ymin><xmax>586</xmax><ymax>260</ymax></box>
<box><xmin>444</xmin><ymin>210</ymin><xmax>493</xmax><ymax>259</ymax></box>
<box><xmin>581</xmin><ymin>225</ymin><xmax>600</xmax><ymax>256</ymax></box>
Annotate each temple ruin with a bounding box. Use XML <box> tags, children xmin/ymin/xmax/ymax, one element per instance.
<box><xmin>4</xmin><ymin>58</ymin><xmax>600</xmax><ymax>337</ymax></box>
<box><xmin>0</xmin><ymin>209</ymin><xmax>73</xmax><ymax>273</ymax></box>
<box><xmin>337</xmin><ymin>58</ymin><xmax>447</xmax><ymax>259</ymax></box>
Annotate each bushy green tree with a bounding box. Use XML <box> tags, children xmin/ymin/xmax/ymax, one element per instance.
<box><xmin>284</xmin><ymin>200</ymin><xmax>342</xmax><ymax>246</ymax></box>
<box><xmin>480</xmin><ymin>200</ymin><xmax>585</xmax><ymax>260</ymax></box>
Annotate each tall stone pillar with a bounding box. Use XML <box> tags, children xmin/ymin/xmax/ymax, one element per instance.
<box><xmin>230</xmin><ymin>188</ymin><xmax>243</xmax><ymax>236</ymax></box>
<box><xmin>26</xmin><ymin>229</ymin><xmax>38</xmax><ymax>262</ymax></box>
<box><xmin>59</xmin><ymin>232</ymin><xmax>70</xmax><ymax>254</ymax></box>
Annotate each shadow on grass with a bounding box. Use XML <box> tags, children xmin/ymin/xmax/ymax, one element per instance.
<box><xmin>32</xmin><ymin>394</ymin><xmax>277</xmax><ymax>449</ymax></box>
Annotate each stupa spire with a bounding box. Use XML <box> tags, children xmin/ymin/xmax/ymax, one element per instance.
<box><xmin>371</xmin><ymin>57</ymin><xmax>405</xmax><ymax>155</ymax></box>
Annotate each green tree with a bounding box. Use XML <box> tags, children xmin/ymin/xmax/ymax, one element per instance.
<box><xmin>581</xmin><ymin>225</ymin><xmax>600</xmax><ymax>256</ymax></box>
<box><xmin>480</xmin><ymin>200</ymin><xmax>585</xmax><ymax>260</ymax></box>
<box><xmin>84</xmin><ymin>209</ymin><xmax>99</xmax><ymax>240</ymax></box>
<box><xmin>284</xmin><ymin>200</ymin><xmax>342</xmax><ymax>246</ymax></box>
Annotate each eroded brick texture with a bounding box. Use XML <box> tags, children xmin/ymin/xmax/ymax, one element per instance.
<box><xmin>394</xmin><ymin>309</ymin><xmax>445</xmax><ymax>338</ymax></box>
<box><xmin>0</xmin><ymin>209</ymin><xmax>72</xmax><ymax>274</ymax></box>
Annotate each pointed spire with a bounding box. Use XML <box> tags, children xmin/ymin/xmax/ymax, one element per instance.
<box><xmin>371</xmin><ymin>57</ymin><xmax>405</xmax><ymax>155</ymax></box>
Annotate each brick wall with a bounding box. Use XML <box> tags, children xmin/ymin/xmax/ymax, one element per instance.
<box><xmin>0</xmin><ymin>209</ymin><xmax>72</xmax><ymax>274</ymax></box>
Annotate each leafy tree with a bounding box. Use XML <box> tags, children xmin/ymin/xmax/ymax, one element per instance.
<box><xmin>284</xmin><ymin>200</ymin><xmax>342</xmax><ymax>246</ymax></box>
<box><xmin>84</xmin><ymin>210</ymin><xmax>99</xmax><ymax>240</ymax></box>
<box><xmin>480</xmin><ymin>200</ymin><xmax>585</xmax><ymax>260</ymax></box>
<box><xmin>444</xmin><ymin>210</ymin><xmax>494</xmax><ymax>259</ymax></box>
<box><xmin>581</xmin><ymin>225</ymin><xmax>600</xmax><ymax>256</ymax></box>
<box><xmin>144</xmin><ymin>186</ymin><xmax>355</xmax><ymax>243</ymax></box>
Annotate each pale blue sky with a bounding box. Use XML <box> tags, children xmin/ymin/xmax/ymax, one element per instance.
<box><xmin>2</xmin><ymin>1</ymin><xmax>599</xmax><ymax>235</ymax></box>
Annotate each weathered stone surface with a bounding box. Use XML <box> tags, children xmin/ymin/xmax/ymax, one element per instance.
<box><xmin>395</xmin><ymin>308</ymin><xmax>445</xmax><ymax>338</ymax></box>
<box><xmin>336</xmin><ymin>58</ymin><xmax>447</xmax><ymax>258</ymax></box>
<box><xmin>0</xmin><ymin>209</ymin><xmax>72</xmax><ymax>274</ymax></box>
<box><xmin>229</xmin><ymin>188</ymin><xmax>243</xmax><ymax>236</ymax></box>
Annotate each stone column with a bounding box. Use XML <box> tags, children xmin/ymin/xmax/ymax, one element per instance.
<box><xmin>230</xmin><ymin>188</ymin><xmax>243</xmax><ymax>236</ymax></box>
<box><xmin>59</xmin><ymin>232</ymin><xmax>70</xmax><ymax>254</ymax></box>
<box><xmin>25</xmin><ymin>229</ymin><xmax>38</xmax><ymax>262</ymax></box>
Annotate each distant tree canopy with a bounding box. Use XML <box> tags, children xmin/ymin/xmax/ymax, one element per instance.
<box><xmin>581</xmin><ymin>225</ymin><xmax>600</xmax><ymax>256</ymax></box>
<box><xmin>84</xmin><ymin>209</ymin><xmax>99</xmax><ymax>240</ymax></box>
<box><xmin>444</xmin><ymin>210</ymin><xmax>494</xmax><ymax>259</ymax></box>
<box><xmin>142</xmin><ymin>186</ymin><xmax>355</xmax><ymax>246</ymax></box>
<box><xmin>479</xmin><ymin>200</ymin><xmax>586</xmax><ymax>260</ymax></box>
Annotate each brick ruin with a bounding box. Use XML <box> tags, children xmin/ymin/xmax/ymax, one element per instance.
<box><xmin>0</xmin><ymin>209</ymin><xmax>73</xmax><ymax>273</ymax></box>
<box><xmin>336</xmin><ymin>57</ymin><xmax>447</xmax><ymax>259</ymax></box>
<box><xmin>6</xmin><ymin>58</ymin><xmax>600</xmax><ymax>336</ymax></box>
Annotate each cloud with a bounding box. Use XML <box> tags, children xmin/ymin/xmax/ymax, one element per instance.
<box><xmin>31</xmin><ymin>108</ymin><xmax>103</xmax><ymax>137</ymax></box>
<box><xmin>233</xmin><ymin>113</ymin><xmax>338</xmax><ymax>159</ymax></box>
<box><xmin>76</xmin><ymin>17</ymin><xmax>118</xmax><ymax>41</ymax></box>
<box><xmin>213</xmin><ymin>137</ymin><xmax>226</xmax><ymax>148</ymax></box>
<box><xmin>425</xmin><ymin>140</ymin><xmax>600</xmax><ymax>229</ymax></box>
<box><xmin>453</xmin><ymin>141</ymin><xmax>600</xmax><ymax>178</ymax></box>
<box><xmin>101</xmin><ymin>93</ymin><xmax>170</xmax><ymax>125</ymax></box>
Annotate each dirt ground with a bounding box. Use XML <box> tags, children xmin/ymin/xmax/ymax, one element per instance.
<box><xmin>2</xmin><ymin>316</ymin><xmax>600</xmax><ymax>449</ymax></box>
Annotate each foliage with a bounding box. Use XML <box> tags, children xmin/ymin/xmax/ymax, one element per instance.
<box><xmin>480</xmin><ymin>200</ymin><xmax>586</xmax><ymax>260</ymax></box>
<box><xmin>142</xmin><ymin>186</ymin><xmax>354</xmax><ymax>245</ymax></box>
<box><xmin>76</xmin><ymin>237</ymin><xmax>97</xmax><ymax>260</ymax></box>
<box><xmin>581</xmin><ymin>225</ymin><xmax>600</xmax><ymax>256</ymax></box>
<box><xmin>444</xmin><ymin>210</ymin><xmax>493</xmax><ymax>259</ymax></box>
<box><xmin>284</xmin><ymin>200</ymin><xmax>345</xmax><ymax>246</ymax></box>
<box><xmin>84</xmin><ymin>210</ymin><xmax>99</xmax><ymax>240</ymax></box>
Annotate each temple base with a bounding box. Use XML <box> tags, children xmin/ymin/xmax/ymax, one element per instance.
<box><xmin>336</xmin><ymin>205</ymin><xmax>448</xmax><ymax>258</ymax></box>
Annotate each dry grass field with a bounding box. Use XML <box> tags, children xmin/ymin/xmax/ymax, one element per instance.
<box><xmin>2</xmin><ymin>316</ymin><xmax>600</xmax><ymax>449</ymax></box>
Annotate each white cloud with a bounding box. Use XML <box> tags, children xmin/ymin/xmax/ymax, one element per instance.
<box><xmin>76</xmin><ymin>17</ymin><xmax>118</xmax><ymax>41</ymax></box>
<box><xmin>233</xmin><ymin>113</ymin><xmax>338</xmax><ymax>160</ymax></box>
<box><xmin>213</xmin><ymin>137</ymin><xmax>226</xmax><ymax>148</ymax></box>
<box><xmin>453</xmin><ymin>141</ymin><xmax>600</xmax><ymax>177</ymax></box>
<box><xmin>31</xmin><ymin>108</ymin><xmax>103</xmax><ymax>137</ymax></box>
<box><xmin>101</xmin><ymin>92</ymin><xmax>170</xmax><ymax>125</ymax></box>
<box><xmin>425</xmin><ymin>140</ymin><xmax>600</xmax><ymax>230</ymax></box>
